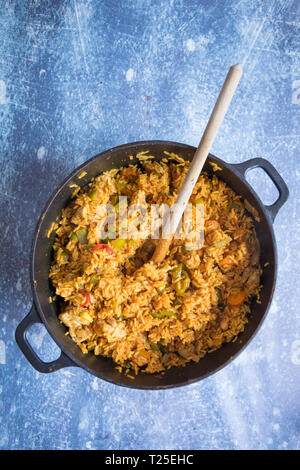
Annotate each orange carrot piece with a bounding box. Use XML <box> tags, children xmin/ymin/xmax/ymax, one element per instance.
<box><xmin>228</xmin><ymin>290</ymin><xmax>246</xmax><ymax>306</ymax></box>
<box><xmin>219</xmin><ymin>256</ymin><xmax>235</xmax><ymax>267</ymax></box>
<box><xmin>205</xmin><ymin>220</ymin><xmax>220</xmax><ymax>234</ymax></box>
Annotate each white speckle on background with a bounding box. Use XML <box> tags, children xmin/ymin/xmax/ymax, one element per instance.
<box><xmin>39</xmin><ymin>69</ymin><xmax>46</xmax><ymax>77</ymax></box>
<box><xmin>0</xmin><ymin>432</ymin><xmax>8</xmax><ymax>447</ymax></box>
<box><xmin>270</xmin><ymin>299</ymin><xmax>279</xmax><ymax>314</ymax></box>
<box><xmin>186</xmin><ymin>38</ymin><xmax>195</xmax><ymax>51</ymax></box>
<box><xmin>37</xmin><ymin>146</ymin><xmax>46</xmax><ymax>159</ymax></box>
<box><xmin>126</xmin><ymin>68</ymin><xmax>134</xmax><ymax>81</ymax></box>
<box><xmin>291</xmin><ymin>340</ymin><xmax>300</xmax><ymax>365</ymax></box>
<box><xmin>31</xmin><ymin>326</ymin><xmax>47</xmax><ymax>350</ymax></box>
<box><xmin>61</xmin><ymin>370</ymin><xmax>75</xmax><ymax>377</ymax></box>
<box><xmin>0</xmin><ymin>341</ymin><xmax>6</xmax><ymax>365</ymax></box>
<box><xmin>215</xmin><ymin>373</ymin><xmax>251</xmax><ymax>449</ymax></box>
<box><xmin>91</xmin><ymin>378</ymin><xmax>99</xmax><ymax>390</ymax></box>
<box><xmin>16</xmin><ymin>278</ymin><xmax>22</xmax><ymax>292</ymax></box>
<box><xmin>78</xmin><ymin>406</ymin><xmax>89</xmax><ymax>432</ymax></box>
<box><xmin>273</xmin><ymin>407</ymin><xmax>280</xmax><ymax>417</ymax></box>
<box><xmin>273</xmin><ymin>423</ymin><xmax>280</xmax><ymax>431</ymax></box>
<box><xmin>0</xmin><ymin>80</ymin><xmax>7</xmax><ymax>104</ymax></box>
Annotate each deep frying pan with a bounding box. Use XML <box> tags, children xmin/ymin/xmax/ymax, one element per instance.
<box><xmin>15</xmin><ymin>141</ymin><xmax>289</xmax><ymax>389</ymax></box>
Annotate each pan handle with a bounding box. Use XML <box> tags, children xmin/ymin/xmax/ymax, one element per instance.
<box><xmin>15</xmin><ymin>304</ymin><xmax>76</xmax><ymax>373</ymax></box>
<box><xmin>231</xmin><ymin>158</ymin><xmax>289</xmax><ymax>223</ymax></box>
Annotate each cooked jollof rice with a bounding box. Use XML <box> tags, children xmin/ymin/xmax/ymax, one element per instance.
<box><xmin>49</xmin><ymin>154</ymin><xmax>262</xmax><ymax>375</ymax></box>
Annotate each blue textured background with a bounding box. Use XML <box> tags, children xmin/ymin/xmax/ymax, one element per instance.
<box><xmin>0</xmin><ymin>0</ymin><xmax>299</xmax><ymax>450</ymax></box>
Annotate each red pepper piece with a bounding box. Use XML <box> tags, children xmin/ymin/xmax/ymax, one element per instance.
<box><xmin>91</xmin><ymin>244</ymin><xmax>115</xmax><ymax>255</ymax></box>
<box><xmin>79</xmin><ymin>290</ymin><xmax>90</xmax><ymax>307</ymax></box>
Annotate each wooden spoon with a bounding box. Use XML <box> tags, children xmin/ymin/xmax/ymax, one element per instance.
<box><xmin>152</xmin><ymin>64</ymin><xmax>243</xmax><ymax>263</ymax></box>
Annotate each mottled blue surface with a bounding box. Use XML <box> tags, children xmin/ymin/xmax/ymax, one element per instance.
<box><xmin>0</xmin><ymin>0</ymin><xmax>299</xmax><ymax>450</ymax></box>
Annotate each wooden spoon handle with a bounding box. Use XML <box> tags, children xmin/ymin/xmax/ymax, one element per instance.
<box><xmin>152</xmin><ymin>64</ymin><xmax>243</xmax><ymax>263</ymax></box>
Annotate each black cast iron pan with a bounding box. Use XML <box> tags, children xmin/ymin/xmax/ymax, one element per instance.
<box><xmin>15</xmin><ymin>141</ymin><xmax>289</xmax><ymax>389</ymax></box>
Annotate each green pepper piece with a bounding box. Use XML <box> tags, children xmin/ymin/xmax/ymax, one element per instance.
<box><xmin>171</xmin><ymin>263</ymin><xmax>183</xmax><ymax>279</ymax></box>
<box><xmin>69</xmin><ymin>232</ymin><xmax>77</xmax><ymax>242</ymax></box>
<box><xmin>192</xmin><ymin>197</ymin><xmax>205</xmax><ymax>205</ymax></box>
<box><xmin>175</xmin><ymin>270</ymin><xmax>190</xmax><ymax>295</ymax></box>
<box><xmin>214</xmin><ymin>240</ymin><xmax>227</xmax><ymax>248</ymax></box>
<box><xmin>116</xmin><ymin>180</ymin><xmax>126</xmax><ymax>191</ymax></box>
<box><xmin>88</xmin><ymin>189</ymin><xmax>99</xmax><ymax>201</ymax></box>
<box><xmin>157</xmin><ymin>287</ymin><xmax>165</xmax><ymax>295</ymax></box>
<box><xmin>56</xmin><ymin>247</ymin><xmax>68</xmax><ymax>263</ymax></box>
<box><xmin>152</xmin><ymin>313</ymin><xmax>164</xmax><ymax>319</ymax></box>
<box><xmin>61</xmin><ymin>249</ymin><xmax>69</xmax><ymax>263</ymax></box>
<box><xmin>110</xmin><ymin>194</ymin><xmax>119</xmax><ymax>206</ymax></box>
<box><xmin>153</xmin><ymin>309</ymin><xmax>177</xmax><ymax>319</ymax></box>
<box><xmin>115</xmin><ymin>315</ymin><xmax>126</xmax><ymax>321</ymax></box>
<box><xmin>110</xmin><ymin>239</ymin><xmax>126</xmax><ymax>250</ymax></box>
<box><xmin>90</xmin><ymin>273</ymin><xmax>100</xmax><ymax>287</ymax></box>
<box><xmin>172</xmin><ymin>298</ymin><xmax>182</xmax><ymax>308</ymax></box>
<box><xmin>149</xmin><ymin>341</ymin><xmax>160</xmax><ymax>351</ymax></box>
<box><xmin>76</xmin><ymin>226</ymin><xmax>88</xmax><ymax>244</ymax></box>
